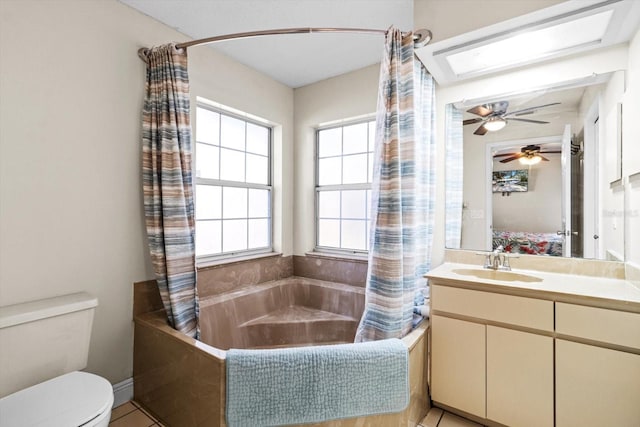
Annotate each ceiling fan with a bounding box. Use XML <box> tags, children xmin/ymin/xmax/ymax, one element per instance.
<box><xmin>463</xmin><ymin>101</ymin><xmax>560</xmax><ymax>135</ymax></box>
<box><xmin>494</xmin><ymin>144</ymin><xmax>561</xmax><ymax>165</ymax></box>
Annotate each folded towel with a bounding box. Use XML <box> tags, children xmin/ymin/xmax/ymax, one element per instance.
<box><xmin>226</xmin><ymin>339</ymin><xmax>409</xmax><ymax>427</ymax></box>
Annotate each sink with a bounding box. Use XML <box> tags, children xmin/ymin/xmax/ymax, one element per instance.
<box><xmin>452</xmin><ymin>268</ymin><xmax>542</xmax><ymax>283</ymax></box>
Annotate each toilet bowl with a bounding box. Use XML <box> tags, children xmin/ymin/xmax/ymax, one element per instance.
<box><xmin>0</xmin><ymin>371</ymin><xmax>113</xmax><ymax>427</ymax></box>
<box><xmin>0</xmin><ymin>293</ymin><xmax>114</xmax><ymax>426</ymax></box>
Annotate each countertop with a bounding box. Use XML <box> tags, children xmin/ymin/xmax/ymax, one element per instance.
<box><xmin>426</xmin><ymin>263</ymin><xmax>640</xmax><ymax>313</ymax></box>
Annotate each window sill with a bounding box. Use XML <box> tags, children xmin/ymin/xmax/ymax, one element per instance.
<box><xmin>305</xmin><ymin>250</ymin><xmax>369</xmax><ymax>264</ymax></box>
<box><xmin>197</xmin><ymin>251</ymin><xmax>282</xmax><ymax>271</ymax></box>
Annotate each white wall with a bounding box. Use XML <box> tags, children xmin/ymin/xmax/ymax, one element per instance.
<box><xmin>293</xmin><ymin>65</ymin><xmax>379</xmax><ymax>255</ymax></box>
<box><xmin>598</xmin><ymin>72</ymin><xmax>626</xmax><ymax>260</ymax></box>
<box><xmin>0</xmin><ymin>0</ymin><xmax>293</xmax><ymax>384</ymax></box>
<box><xmin>625</xmin><ymin>28</ymin><xmax>640</xmax><ymax>266</ymax></box>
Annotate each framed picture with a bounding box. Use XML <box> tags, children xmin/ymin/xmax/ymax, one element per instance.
<box><xmin>493</xmin><ymin>169</ymin><xmax>528</xmax><ymax>193</ymax></box>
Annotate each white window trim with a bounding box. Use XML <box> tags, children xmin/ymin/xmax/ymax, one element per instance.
<box><xmin>314</xmin><ymin>118</ymin><xmax>375</xmax><ymax>255</ymax></box>
<box><xmin>194</xmin><ymin>103</ymin><xmax>273</xmax><ymax>264</ymax></box>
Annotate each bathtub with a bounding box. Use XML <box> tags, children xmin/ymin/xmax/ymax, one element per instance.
<box><xmin>133</xmin><ymin>276</ymin><xmax>430</xmax><ymax>427</ymax></box>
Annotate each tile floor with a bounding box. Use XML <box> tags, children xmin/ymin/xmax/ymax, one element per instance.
<box><xmin>420</xmin><ymin>408</ymin><xmax>484</xmax><ymax>427</ymax></box>
<box><xmin>111</xmin><ymin>402</ymin><xmax>479</xmax><ymax>427</ymax></box>
<box><xmin>109</xmin><ymin>401</ymin><xmax>165</xmax><ymax>427</ymax></box>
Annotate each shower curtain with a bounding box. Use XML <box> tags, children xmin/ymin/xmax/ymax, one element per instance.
<box><xmin>445</xmin><ymin>105</ymin><xmax>464</xmax><ymax>248</ymax></box>
<box><xmin>355</xmin><ymin>29</ymin><xmax>436</xmax><ymax>342</ymax></box>
<box><xmin>141</xmin><ymin>44</ymin><xmax>198</xmax><ymax>338</ymax></box>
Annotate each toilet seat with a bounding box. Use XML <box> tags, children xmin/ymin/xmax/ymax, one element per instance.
<box><xmin>0</xmin><ymin>371</ymin><xmax>113</xmax><ymax>427</ymax></box>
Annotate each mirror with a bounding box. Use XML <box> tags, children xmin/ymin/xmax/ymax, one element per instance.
<box><xmin>445</xmin><ymin>71</ymin><xmax>626</xmax><ymax>260</ymax></box>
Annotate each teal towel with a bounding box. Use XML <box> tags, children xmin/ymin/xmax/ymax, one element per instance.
<box><xmin>225</xmin><ymin>339</ymin><xmax>409</xmax><ymax>427</ymax></box>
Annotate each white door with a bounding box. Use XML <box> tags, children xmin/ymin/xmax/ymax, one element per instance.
<box><xmin>561</xmin><ymin>124</ymin><xmax>572</xmax><ymax>257</ymax></box>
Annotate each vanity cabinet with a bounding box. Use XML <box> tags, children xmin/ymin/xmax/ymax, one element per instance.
<box><xmin>555</xmin><ymin>303</ymin><xmax>640</xmax><ymax>427</ymax></box>
<box><xmin>431</xmin><ymin>285</ymin><xmax>554</xmax><ymax>426</ymax></box>
<box><xmin>430</xmin><ymin>281</ymin><xmax>640</xmax><ymax>427</ymax></box>
<box><xmin>431</xmin><ymin>315</ymin><xmax>485</xmax><ymax>417</ymax></box>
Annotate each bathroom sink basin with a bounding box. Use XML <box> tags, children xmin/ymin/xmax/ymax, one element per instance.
<box><xmin>452</xmin><ymin>268</ymin><xmax>542</xmax><ymax>283</ymax></box>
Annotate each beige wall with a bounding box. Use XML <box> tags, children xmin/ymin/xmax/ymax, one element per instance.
<box><xmin>414</xmin><ymin>0</ymin><xmax>564</xmax><ymax>43</ymax></box>
<box><xmin>0</xmin><ymin>0</ymin><xmax>293</xmax><ymax>384</ymax></box>
<box><xmin>292</xmin><ymin>64</ymin><xmax>379</xmax><ymax>255</ymax></box>
<box><xmin>492</xmin><ymin>154</ymin><xmax>563</xmax><ymax>234</ymax></box>
<box><xmin>460</xmin><ymin>112</ymin><xmax>576</xmax><ymax>250</ymax></box>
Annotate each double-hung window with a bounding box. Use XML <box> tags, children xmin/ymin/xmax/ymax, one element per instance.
<box><xmin>194</xmin><ymin>104</ymin><xmax>272</xmax><ymax>260</ymax></box>
<box><xmin>316</xmin><ymin>119</ymin><xmax>376</xmax><ymax>254</ymax></box>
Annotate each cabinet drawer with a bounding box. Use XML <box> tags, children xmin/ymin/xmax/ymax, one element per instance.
<box><xmin>556</xmin><ymin>303</ymin><xmax>640</xmax><ymax>349</ymax></box>
<box><xmin>431</xmin><ymin>285</ymin><xmax>553</xmax><ymax>331</ymax></box>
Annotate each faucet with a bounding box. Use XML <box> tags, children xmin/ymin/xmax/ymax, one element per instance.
<box><xmin>492</xmin><ymin>246</ymin><xmax>504</xmax><ymax>270</ymax></box>
<box><xmin>478</xmin><ymin>245</ymin><xmax>517</xmax><ymax>271</ymax></box>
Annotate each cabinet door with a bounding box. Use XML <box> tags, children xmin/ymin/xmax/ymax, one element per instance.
<box><xmin>431</xmin><ymin>315</ymin><xmax>485</xmax><ymax>418</ymax></box>
<box><xmin>487</xmin><ymin>326</ymin><xmax>554</xmax><ymax>427</ymax></box>
<box><xmin>556</xmin><ymin>339</ymin><xmax>640</xmax><ymax>427</ymax></box>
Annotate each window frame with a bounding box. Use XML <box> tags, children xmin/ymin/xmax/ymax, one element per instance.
<box><xmin>314</xmin><ymin>117</ymin><xmax>376</xmax><ymax>256</ymax></box>
<box><xmin>194</xmin><ymin>103</ymin><xmax>273</xmax><ymax>265</ymax></box>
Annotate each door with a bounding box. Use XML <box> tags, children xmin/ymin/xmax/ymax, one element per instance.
<box><xmin>487</xmin><ymin>326</ymin><xmax>554</xmax><ymax>427</ymax></box>
<box><xmin>560</xmin><ymin>124</ymin><xmax>572</xmax><ymax>256</ymax></box>
<box><xmin>431</xmin><ymin>315</ymin><xmax>486</xmax><ymax>418</ymax></box>
<box><xmin>556</xmin><ymin>339</ymin><xmax>640</xmax><ymax>426</ymax></box>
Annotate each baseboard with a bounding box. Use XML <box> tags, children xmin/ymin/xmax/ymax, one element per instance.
<box><xmin>112</xmin><ymin>377</ymin><xmax>134</xmax><ymax>407</ymax></box>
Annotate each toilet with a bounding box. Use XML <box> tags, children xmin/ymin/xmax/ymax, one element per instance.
<box><xmin>0</xmin><ymin>292</ymin><xmax>113</xmax><ymax>426</ymax></box>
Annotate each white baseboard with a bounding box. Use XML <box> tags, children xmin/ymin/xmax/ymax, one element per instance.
<box><xmin>112</xmin><ymin>377</ymin><xmax>134</xmax><ymax>407</ymax></box>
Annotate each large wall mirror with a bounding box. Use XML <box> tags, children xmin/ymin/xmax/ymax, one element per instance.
<box><xmin>445</xmin><ymin>70</ymin><xmax>626</xmax><ymax>261</ymax></box>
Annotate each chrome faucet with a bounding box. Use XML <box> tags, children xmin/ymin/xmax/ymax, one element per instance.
<box><xmin>478</xmin><ymin>245</ymin><xmax>517</xmax><ymax>271</ymax></box>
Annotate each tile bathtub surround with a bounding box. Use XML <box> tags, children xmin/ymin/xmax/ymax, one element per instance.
<box><xmin>197</xmin><ymin>254</ymin><xmax>293</xmax><ymax>298</ymax></box>
<box><xmin>133</xmin><ymin>280</ymin><xmax>164</xmax><ymax>317</ymax></box>
<box><xmin>444</xmin><ymin>249</ymin><xmax>626</xmax><ymax>279</ymax></box>
<box><xmin>198</xmin><ymin>277</ymin><xmax>366</xmax><ymax>350</ymax></box>
<box><xmin>293</xmin><ymin>254</ymin><xmax>368</xmax><ymax>286</ymax></box>
<box><xmin>134</xmin><ymin>314</ymin><xmax>226</xmax><ymax>427</ymax></box>
<box><xmin>134</xmin><ymin>309</ymin><xmax>430</xmax><ymax>427</ymax></box>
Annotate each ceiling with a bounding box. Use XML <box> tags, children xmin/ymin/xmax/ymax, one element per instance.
<box><xmin>119</xmin><ymin>0</ymin><xmax>413</xmax><ymax>88</ymax></box>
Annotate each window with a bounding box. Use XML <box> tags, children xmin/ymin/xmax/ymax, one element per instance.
<box><xmin>195</xmin><ymin>105</ymin><xmax>272</xmax><ymax>260</ymax></box>
<box><xmin>316</xmin><ymin>119</ymin><xmax>376</xmax><ymax>253</ymax></box>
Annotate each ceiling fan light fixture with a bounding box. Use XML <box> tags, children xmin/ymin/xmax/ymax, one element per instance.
<box><xmin>519</xmin><ymin>154</ymin><xmax>542</xmax><ymax>165</ymax></box>
<box><xmin>484</xmin><ymin>117</ymin><xmax>507</xmax><ymax>132</ymax></box>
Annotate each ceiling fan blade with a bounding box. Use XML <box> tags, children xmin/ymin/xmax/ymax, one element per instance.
<box><xmin>499</xmin><ymin>154</ymin><xmax>522</xmax><ymax>163</ymax></box>
<box><xmin>538</xmin><ymin>155</ymin><xmax>550</xmax><ymax>161</ymax></box>
<box><xmin>493</xmin><ymin>153</ymin><xmax>518</xmax><ymax>158</ymax></box>
<box><xmin>509</xmin><ymin>118</ymin><xmax>550</xmax><ymax>124</ymax></box>
<box><xmin>474</xmin><ymin>124</ymin><xmax>489</xmax><ymax>135</ymax></box>
<box><xmin>463</xmin><ymin>118</ymin><xmax>484</xmax><ymax>125</ymax></box>
<box><xmin>467</xmin><ymin>105</ymin><xmax>493</xmax><ymax>117</ymax></box>
<box><xmin>504</xmin><ymin>102</ymin><xmax>561</xmax><ymax>117</ymax></box>
<box><xmin>539</xmin><ymin>150</ymin><xmax>562</xmax><ymax>154</ymax></box>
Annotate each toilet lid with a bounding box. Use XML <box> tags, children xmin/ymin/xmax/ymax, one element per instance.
<box><xmin>0</xmin><ymin>371</ymin><xmax>113</xmax><ymax>427</ymax></box>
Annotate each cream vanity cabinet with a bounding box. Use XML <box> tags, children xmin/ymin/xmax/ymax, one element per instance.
<box><xmin>555</xmin><ymin>303</ymin><xmax>640</xmax><ymax>427</ymax></box>
<box><xmin>431</xmin><ymin>285</ymin><xmax>554</xmax><ymax>427</ymax></box>
<box><xmin>430</xmin><ymin>281</ymin><xmax>640</xmax><ymax>427</ymax></box>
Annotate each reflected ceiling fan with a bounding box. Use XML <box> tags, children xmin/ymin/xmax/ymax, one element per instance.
<box><xmin>494</xmin><ymin>144</ymin><xmax>561</xmax><ymax>165</ymax></box>
<box><xmin>463</xmin><ymin>101</ymin><xmax>560</xmax><ymax>135</ymax></box>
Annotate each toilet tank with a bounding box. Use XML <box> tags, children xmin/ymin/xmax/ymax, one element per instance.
<box><xmin>0</xmin><ymin>292</ymin><xmax>98</xmax><ymax>398</ymax></box>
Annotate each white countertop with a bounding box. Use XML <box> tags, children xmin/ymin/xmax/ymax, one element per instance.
<box><xmin>426</xmin><ymin>263</ymin><xmax>640</xmax><ymax>313</ymax></box>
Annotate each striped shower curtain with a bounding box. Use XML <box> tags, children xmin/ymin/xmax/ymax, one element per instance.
<box><xmin>445</xmin><ymin>105</ymin><xmax>464</xmax><ymax>248</ymax></box>
<box><xmin>141</xmin><ymin>44</ymin><xmax>198</xmax><ymax>338</ymax></box>
<box><xmin>355</xmin><ymin>29</ymin><xmax>436</xmax><ymax>342</ymax></box>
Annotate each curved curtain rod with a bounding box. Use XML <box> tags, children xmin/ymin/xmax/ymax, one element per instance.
<box><xmin>138</xmin><ymin>27</ymin><xmax>432</xmax><ymax>62</ymax></box>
